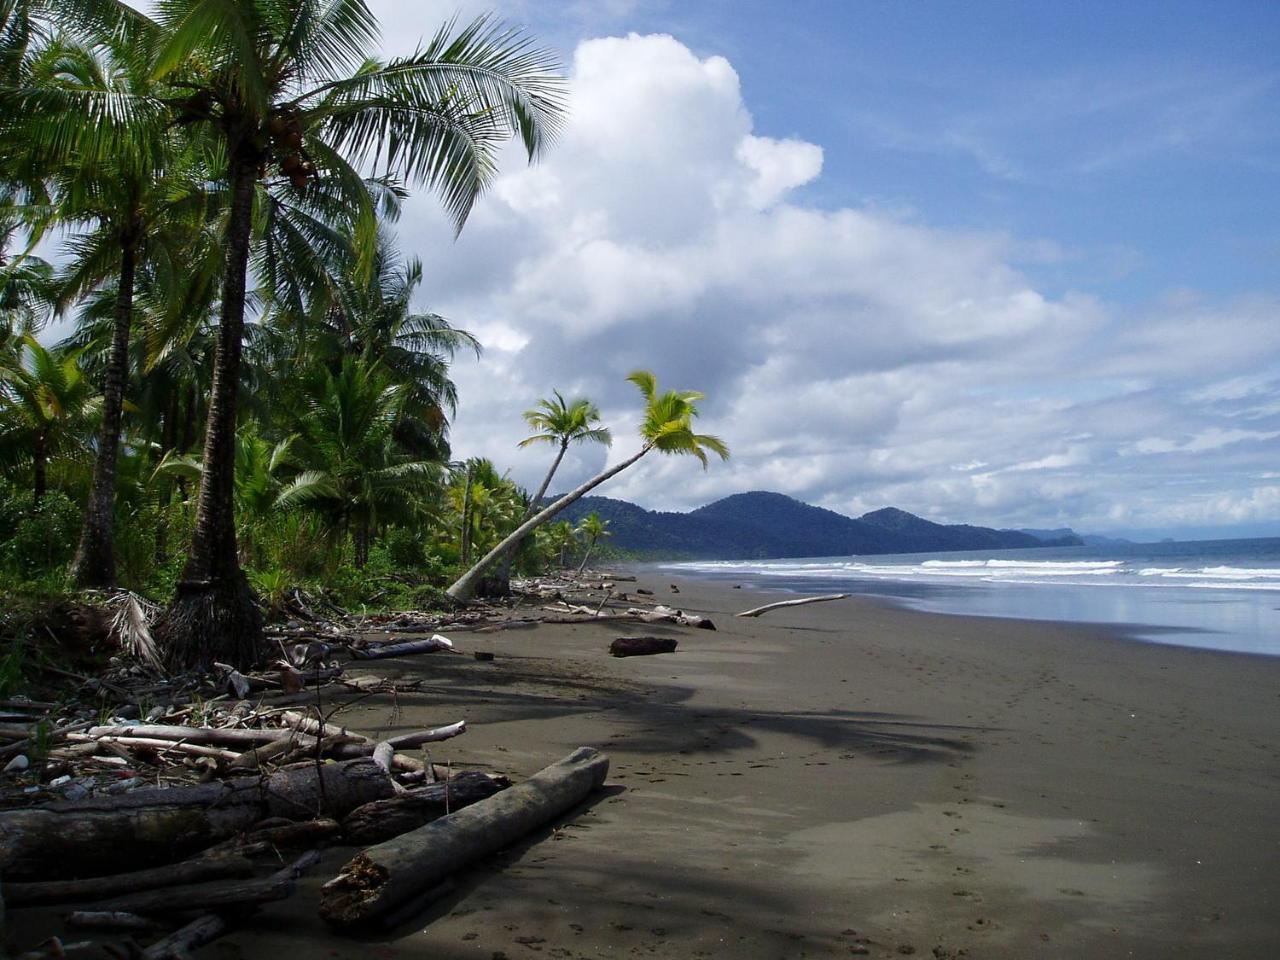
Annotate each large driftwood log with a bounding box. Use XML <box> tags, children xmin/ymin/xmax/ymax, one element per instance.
<box><xmin>2</xmin><ymin>854</ymin><xmax>254</xmax><ymax>906</ymax></box>
<box><xmin>140</xmin><ymin>914</ymin><xmax>227</xmax><ymax>960</ymax></box>
<box><xmin>340</xmin><ymin>771</ymin><xmax>512</xmax><ymax>844</ymax></box>
<box><xmin>625</xmin><ymin>606</ymin><xmax>716</xmax><ymax>630</ymax></box>
<box><xmin>84</xmin><ymin>725</ymin><xmax>286</xmax><ymax>747</ymax></box>
<box><xmin>735</xmin><ymin>593</ymin><xmax>850</xmax><ymax>617</ymax></box>
<box><xmin>0</xmin><ymin>758</ymin><xmax>393</xmax><ymax>881</ymax></box>
<box><xmin>320</xmin><ymin>747</ymin><xmax>609</xmax><ymax>928</ymax></box>
<box><xmin>349</xmin><ymin>636</ymin><xmax>453</xmax><ymax>660</ymax></box>
<box><xmin>609</xmin><ymin>636</ymin><xmax>678</xmax><ymax>658</ymax></box>
<box><xmin>94</xmin><ymin>852</ymin><xmax>320</xmax><ymax>917</ymax></box>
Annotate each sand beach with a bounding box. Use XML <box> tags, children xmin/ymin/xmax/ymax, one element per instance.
<box><xmin>196</xmin><ymin>573</ymin><xmax>1280</xmax><ymax>959</ymax></box>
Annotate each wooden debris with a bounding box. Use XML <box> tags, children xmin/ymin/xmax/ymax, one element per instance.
<box><xmin>340</xmin><ymin>771</ymin><xmax>512</xmax><ymax>844</ymax></box>
<box><xmin>320</xmin><ymin>747</ymin><xmax>609</xmax><ymax>928</ymax></box>
<box><xmin>2</xmin><ymin>853</ymin><xmax>254</xmax><ymax>906</ymax></box>
<box><xmin>349</xmin><ymin>635</ymin><xmax>454</xmax><ymax>660</ymax></box>
<box><xmin>140</xmin><ymin>913</ymin><xmax>227</xmax><ymax>960</ymax></box>
<box><xmin>0</xmin><ymin>758</ymin><xmax>393</xmax><ymax>880</ymax></box>
<box><xmin>610</xmin><ymin>636</ymin><xmax>679</xmax><ymax>658</ymax></box>
<box><xmin>735</xmin><ymin>593</ymin><xmax>850</xmax><ymax>618</ymax></box>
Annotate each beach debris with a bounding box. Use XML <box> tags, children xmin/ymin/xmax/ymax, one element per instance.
<box><xmin>340</xmin><ymin>771</ymin><xmax>512</xmax><ymax>844</ymax></box>
<box><xmin>139</xmin><ymin>913</ymin><xmax>227</xmax><ymax>960</ymax></box>
<box><xmin>669</xmin><ymin>584</ymin><xmax>680</xmax><ymax>593</ymax></box>
<box><xmin>626</xmin><ymin>605</ymin><xmax>716</xmax><ymax>630</ymax></box>
<box><xmin>2</xmin><ymin>853</ymin><xmax>256</xmax><ymax>907</ymax></box>
<box><xmin>609</xmin><ymin>636</ymin><xmax>679</xmax><ymax>658</ymax></box>
<box><xmin>735</xmin><ymin>593</ymin><xmax>850</xmax><ymax>618</ymax></box>
<box><xmin>319</xmin><ymin>747</ymin><xmax>611</xmax><ymax>929</ymax></box>
<box><xmin>349</xmin><ymin>634</ymin><xmax>455</xmax><ymax>660</ymax></box>
<box><xmin>0</xmin><ymin>757</ymin><xmax>395</xmax><ymax>881</ymax></box>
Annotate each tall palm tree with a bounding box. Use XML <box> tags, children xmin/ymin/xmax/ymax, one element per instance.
<box><xmin>447</xmin><ymin>371</ymin><xmax>729</xmax><ymax>601</ymax></box>
<box><xmin>10</xmin><ymin>3</ymin><xmax>564</xmax><ymax>667</ymax></box>
<box><xmin>492</xmin><ymin>390</ymin><xmax>611</xmax><ymax>591</ymax></box>
<box><xmin>574</xmin><ymin>511</ymin><xmax>610</xmax><ymax>575</ymax></box>
<box><xmin>0</xmin><ymin>335</ymin><xmax>98</xmax><ymax>502</ymax></box>
<box><xmin>19</xmin><ymin>34</ymin><xmax>211</xmax><ymax>587</ymax></box>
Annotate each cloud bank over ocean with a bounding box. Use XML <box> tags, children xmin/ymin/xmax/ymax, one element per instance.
<box><xmin>378</xmin><ymin>24</ymin><xmax>1279</xmax><ymax>538</ymax></box>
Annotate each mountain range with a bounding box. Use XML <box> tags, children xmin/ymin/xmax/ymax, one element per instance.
<box><xmin>557</xmin><ymin>490</ymin><xmax>1084</xmax><ymax>560</ymax></box>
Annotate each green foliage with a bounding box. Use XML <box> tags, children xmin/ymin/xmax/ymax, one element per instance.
<box><xmin>0</xmin><ymin>485</ymin><xmax>80</xmax><ymax>577</ymax></box>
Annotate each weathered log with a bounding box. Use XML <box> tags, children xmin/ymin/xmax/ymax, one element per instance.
<box><xmin>93</xmin><ymin>873</ymin><xmax>293</xmax><ymax>916</ymax></box>
<box><xmin>72</xmin><ymin>736</ymin><xmax>241</xmax><ymax>763</ymax></box>
<box><xmin>349</xmin><ymin>635</ymin><xmax>454</xmax><ymax>660</ymax></box>
<box><xmin>0</xmin><ymin>758</ymin><xmax>393</xmax><ymax>880</ymax></box>
<box><xmin>624</xmin><ymin>606</ymin><xmax>716</xmax><ymax>630</ymax></box>
<box><xmin>371</xmin><ymin>741</ymin><xmax>394</xmax><ymax>774</ymax></box>
<box><xmin>735</xmin><ymin>593</ymin><xmax>850</xmax><ymax>618</ymax></box>
<box><xmin>66</xmin><ymin>911</ymin><xmax>165</xmax><ymax>932</ymax></box>
<box><xmin>609</xmin><ymin>636</ymin><xmax>679</xmax><ymax>658</ymax></box>
<box><xmin>340</xmin><ymin>771</ymin><xmax>512</xmax><ymax>845</ymax></box>
<box><xmin>84</xmin><ymin>725</ymin><xmax>285</xmax><ymax>747</ymax></box>
<box><xmin>140</xmin><ymin>914</ymin><xmax>227</xmax><ymax>960</ymax></box>
<box><xmin>227</xmin><ymin>732</ymin><xmax>316</xmax><ymax>772</ymax></box>
<box><xmin>385</xmin><ymin>721</ymin><xmax>466</xmax><ymax>750</ymax></box>
<box><xmin>2</xmin><ymin>854</ymin><xmax>254</xmax><ymax>906</ymax></box>
<box><xmin>320</xmin><ymin>747</ymin><xmax>608</xmax><ymax>928</ymax></box>
<box><xmin>243</xmin><ymin>818</ymin><xmax>340</xmax><ymax>848</ymax></box>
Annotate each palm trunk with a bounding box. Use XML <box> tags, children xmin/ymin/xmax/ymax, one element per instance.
<box><xmin>32</xmin><ymin>432</ymin><xmax>46</xmax><ymax>505</ymax></box>
<box><xmin>157</xmin><ymin>149</ymin><xmax>262</xmax><ymax>670</ymax></box>
<box><xmin>494</xmin><ymin>441</ymin><xmax>568</xmax><ymax>594</ymax></box>
<box><xmin>70</xmin><ymin>234</ymin><xmax>137</xmax><ymax>587</ymax></box>
<box><xmin>575</xmin><ymin>537</ymin><xmax>597</xmax><ymax>576</ymax></box>
<box><xmin>459</xmin><ymin>463</ymin><xmax>474</xmax><ymax>565</ymax></box>
<box><xmin>447</xmin><ymin>443</ymin><xmax>652</xmax><ymax>602</ymax></box>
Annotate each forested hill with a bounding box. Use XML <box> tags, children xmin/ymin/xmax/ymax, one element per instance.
<box><xmin>558</xmin><ymin>491</ymin><xmax>1082</xmax><ymax>559</ymax></box>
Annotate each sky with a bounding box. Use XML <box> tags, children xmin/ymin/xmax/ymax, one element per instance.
<box><xmin>113</xmin><ymin>2</ymin><xmax>1280</xmax><ymax>540</ymax></box>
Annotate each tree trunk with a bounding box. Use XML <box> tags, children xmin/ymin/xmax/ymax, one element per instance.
<box><xmin>447</xmin><ymin>445</ymin><xmax>651</xmax><ymax>602</ymax></box>
<box><xmin>575</xmin><ymin>537</ymin><xmax>597</xmax><ymax>576</ymax></box>
<box><xmin>340</xmin><ymin>771</ymin><xmax>510</xmax><ymax>845</ymax></box>
<box><xmin>157</xmin><ymin>148</ymin><xmax>262</xmax><ymax>671</ymax></box>
<box><xmin>495</xmin><ymin>440</ymin><xmax>567</xmax><ymax>594</ymax></box>
<box><xmin>0</xmin><ymin>758</ymin><xmax>391</xmax><ymax>881</ymax></box>
<box><xmin>458</xmin><ymin>462</ymin><xmax>474</xmax><ymax>565</ymax></box>
<box><xmin>71</xmin><ymin>233</ymin><xmax>137</xmax><ymax>588</ymax></box>
<box><xmin>320</xmin><ymin>747</ymin><xmax>609</xmax><ymax>928</ymax></box>
<box><xmin>32</xmin><ymin>431</ymin><xmax>46</xmax><ymax>505</ymax></box>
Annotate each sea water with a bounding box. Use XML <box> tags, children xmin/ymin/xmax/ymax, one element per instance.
<box><xmin>664</xmin><ymin>537</ymin><xmax>1280</xmax><ymax>656</ymax></box>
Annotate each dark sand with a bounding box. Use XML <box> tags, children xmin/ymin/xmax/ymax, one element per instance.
<box><xmin>198</xmin><ymin>577</ymin><xmax>1277</xmax><ymax>956</ymax></box>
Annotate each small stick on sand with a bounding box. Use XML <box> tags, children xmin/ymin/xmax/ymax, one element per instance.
<box><xmin>735</xmin><ymin>594</ymin><xmax>850</xmax><ymax>618</ymax></box>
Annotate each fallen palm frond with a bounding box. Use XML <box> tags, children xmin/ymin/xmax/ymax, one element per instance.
<box><xmin>104</xmin><ymin>591</ymin><xmax>164</xmax><ymax>674</ymax></box>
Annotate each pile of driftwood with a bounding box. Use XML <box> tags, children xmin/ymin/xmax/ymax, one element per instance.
<box><xmin>0</xmin><ymin>571</ymin><xmax>720</xmax><ymax>957</ymax></box>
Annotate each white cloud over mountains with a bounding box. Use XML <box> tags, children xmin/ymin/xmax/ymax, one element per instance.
<box><xmin>393</xmin><ymin>32</ymin><xmax>1279</xmax><ymax>537</ymax></box>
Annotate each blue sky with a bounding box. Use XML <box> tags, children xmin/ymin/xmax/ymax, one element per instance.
<box><xmin>361</xmin><ymin>0</ymin><xmax>1280</xmax><ymax>541</ymax></box>
<box><xmin>94</xmin><ymin>2</ymin><xmax>1280</xmax><ymax>540</ymax></box>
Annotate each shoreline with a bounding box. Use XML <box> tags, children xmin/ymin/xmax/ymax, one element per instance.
<box><xmin>185</xmin><ymin>574</ymin><xmax>1280</xmax><ymax>957</ymax></box>
<box><xmin>653</xmin><ymin>561</ymin><xmax>1280</xmax><ymax>658</ymax></box>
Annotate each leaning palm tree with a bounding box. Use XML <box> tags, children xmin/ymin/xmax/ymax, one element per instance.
<box><xmin>574</xmin><ymin>511</ymin><xmax>610</xmax><ymax>575</ymax></box>
<box><xmin>492</xmin><ymin>390</ymin><xmax>611</xmax><ymax>591</ymax></box>
<box><xmin>447</xmin><ymin>370</ymin><xmax>729</xmax><ymax>601</ymax></box>
<box><xmin>13</xmin><ymin>3</ymin><xmax>564</xmax><ymax>667</ymax></box>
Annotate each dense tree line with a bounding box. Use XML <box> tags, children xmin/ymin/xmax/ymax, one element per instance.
<box><xmin>0</xmin><ymin>0</ymin><xmax>726</xmax><ymax>671</ymax></box>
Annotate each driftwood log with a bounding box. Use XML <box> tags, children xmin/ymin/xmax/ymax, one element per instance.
<box><xmin>140</xmin><ymin>914</ymin><xmax>227</xmax><ymax>960</ymax></box>
<box><xmin>735</xmin><ymin>593</ymin><xmax>850</xmax><ymax>618</ymax></box>
<box><xmin>320</xmin><ymin>747</ymin><xmax>609</xmax><ymax>928</ymax></box>
<box><xmin>0</xmin><ymin>758</ymin><xmax>393</xmax><ymax>880</ymax></box>
<box><xmin>609</xmin><ymin>637</ymin><xmax>679</xmax><ymax>658</ymax></box>
<box><xmin>340</xmin><ymin>771</ymin><xmax>512</xmax><ymax>844</ymax></box>
<box><xmin>625</xmin><ymin>606</ymin><xmax>716</xmax><ymax>630</ymax></box>
<box><xmin>94</xmin><ymin>851</ymin><xmax>320</xmax><ymax>917</ymax></box>
<box><xmin>2</xmin><ymin>853</ymin><xmax>254</xmax><ymax>906</ymax></box>
<box><xmin>350</xmin><ymin>636</ymin><xmax>453</xmax><ymax>660</ymax></box>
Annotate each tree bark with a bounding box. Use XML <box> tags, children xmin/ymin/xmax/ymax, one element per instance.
<box><xmin>609</xmin><ymin>636</ymin><xmax>678</xmax><ymax>657</ymax></box>
<box><xmin>494</xmin><ymin>440</ymin><xmax>567</xmax><ymax>595</ymax></box>
<box><xmin>319</xmin><ymin>747</ymin><xmax>609</xmax><ymax>928</ymax></box>
<box><xmin>157</xmin><ymin>145</ymin><xmax>263</xmax><ymax>671</ymax></box>
<box><xmin>71</xmin><ymin>232</ymin><xmax>137</xmax><ymax>588</ymax></box>
<box><xmin>447</xmin><ymin>445</ymin><xmax>652</xmax><ymax>601</ymax></box>
<box><xmin>340</xmin><ymin>771</ymin><xmax>510</xmax><ymax>844</ymax></box>
<box><xmin>32</xmin><ymin>430</ymin><xmax>46</xmax><ymax>505</ymax></box>
<box><xmin>2</xmin><ymin>853</ymin><xmax>254</xmax><ymax>906</ymax></box>
<box><xmin>140</xmin><ymin>913</ymin><xmax>227</xmax><ymax>960</ymax></box>
<box><xmin>0</xmin><ymin>757</ymin><xmax>392</xmax><ymax>881</ymax></box>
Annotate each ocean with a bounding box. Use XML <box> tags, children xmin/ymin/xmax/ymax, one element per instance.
<box><xmin>663</xmin><ymin>537</ymin><xmax>1280</xmax><ymax>656</ymax></box>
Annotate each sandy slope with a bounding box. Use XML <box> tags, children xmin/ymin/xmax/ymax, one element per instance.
<box><xmin>217</xmin><ymin>574</ymin><xmax>1280</xmax><ymax>959</ymax></box>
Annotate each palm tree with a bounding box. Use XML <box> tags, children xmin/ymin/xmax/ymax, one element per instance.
<box><xmin>492</xmin><ymin>390</ymin><xmax>611</xmax><ymax>591</ymax></box>
<box><xmin>544</xmin><ymin>519</ymin><xmax>577</xmax><ymax>571</ymax></box>
<box><xmin>275</xmin><ymin>356</ymin><xmax>443</xmax><ymax>568</ymax></box>
<box><xmin>447</xmin><ymin>370</ymin><xmax>729</xmax><ymax>601</ymax></box>
<box><xmin>19</xmin><ymin>34</ymin><xmax>211</xmax><ymax>587</ymax></box>
<box><xmin>11</xmin><ymin>3</ymin><xmax>564</xmax><ymax>667</ymax></box>
<box><xmin>574</xmin><ymin>511</ymin><xmax>610</xmax><ymax>575</ymax></box>
<box><xmin>0</xmin><ymin>335</ymin><xmax>98</xmax><ymax>503</ymax></box>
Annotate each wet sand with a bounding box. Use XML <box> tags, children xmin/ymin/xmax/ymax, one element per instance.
<box><xmin>222</xmin><ymin>575</ymin><xmax>1280</xmax><ymax>959</ymax></box>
